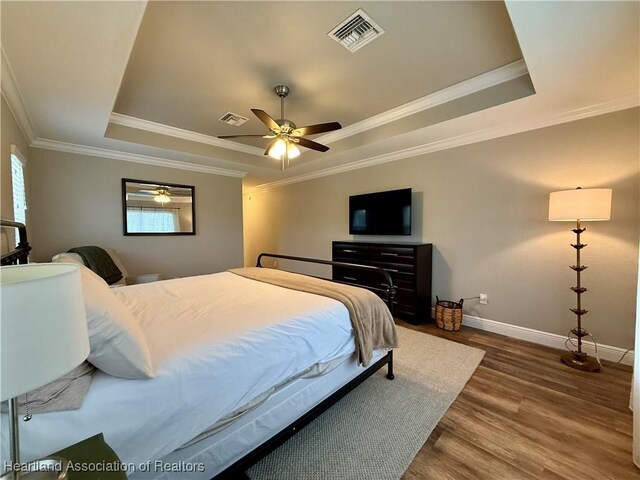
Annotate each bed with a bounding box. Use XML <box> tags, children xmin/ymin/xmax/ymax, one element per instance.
<box><xmin>0</xmin><ymin>220</ymin><xmax>397</xmax><ymax>479</ymax></box>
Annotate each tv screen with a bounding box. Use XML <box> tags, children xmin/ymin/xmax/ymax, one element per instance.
<box><xmin>349</xmin><ymin>188</ymin><xmax>412</xmax><ymax>235</ymax></box>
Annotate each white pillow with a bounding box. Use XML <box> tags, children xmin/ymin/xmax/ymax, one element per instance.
<box><xmin>53</xmin><ymin>249</ymin><xmax>129</xmax><ymax>286</ymax></box>
<box><xmin>52</xmin><ymin>252</ymin><xmax>85</xmax><ymax>267</ymax></box>
<box><xmin>78</xmin><ymin>264</ymin><xmax>154</xmax><ymax>379</ymax></box>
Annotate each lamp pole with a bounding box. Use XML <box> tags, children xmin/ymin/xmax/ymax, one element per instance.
<box><xmin>561</xmin><ymin>218</ymin><xmax>600</xmax><ymax>372</ymax></box>
<box><xmin>8</xmin><ymin>398</ymin><xmax>20</xmax><ymax>479</ymax></box>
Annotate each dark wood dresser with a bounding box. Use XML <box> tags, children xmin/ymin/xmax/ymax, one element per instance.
<box><xmin>332</xmin><ymin>241</ymin><xmax>433</xmax><ymax>324</ymax></box>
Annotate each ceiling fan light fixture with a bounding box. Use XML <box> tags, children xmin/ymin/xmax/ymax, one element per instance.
<box><xmin>153</xmin><ymin>187</ymin><xmax>171</xmax><ymax>205</ymax></box>
<box><xmin>268</xmin><ymin>139</ymin><xmax>301</xmax><ymax>160</ymax></box>
<box><xmin>287</xmin><ymin>143</ymin><xmax>301</xmax><ymax>159</ymax></box>
<box><xmin>218</xmin><ymin>84</ymin><xmax>342</xmax><ymax>169</ymax></box>
<box><xmin>268</xmin><ymin>138</ymin><xmax>288</xmax><ymax>159</ymax></box>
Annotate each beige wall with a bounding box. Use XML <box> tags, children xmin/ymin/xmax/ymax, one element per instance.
<box><xmin>244</xmin><ymin>108</ymin><xmax>640</xmax><ymax>349</ymax></box>
<box><xmin>27</xmin><ymin>148</ymin><xmax>244</xmax><ymax>279</ymax></box>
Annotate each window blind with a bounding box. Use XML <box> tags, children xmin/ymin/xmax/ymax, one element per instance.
<box><xmin>11</xmin><ymin>153</ymin><xmax>27</xmax><ymax>233</ymax></box>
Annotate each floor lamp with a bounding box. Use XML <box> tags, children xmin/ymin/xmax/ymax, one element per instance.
<box><xmin>548</xmin><ymin>187</ymin><xmax>612</xmax><ymax>372</ymax></box>
<box><xmin>1</xmin><ymin>264</ymin><xmax>89</xmax><ymax>479</ymax></box>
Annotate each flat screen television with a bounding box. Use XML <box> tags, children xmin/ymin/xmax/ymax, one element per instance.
<box><xmin>349</xmin><ymin>188</ymin><xmax>412</xmax><ymax>235</ymax></box>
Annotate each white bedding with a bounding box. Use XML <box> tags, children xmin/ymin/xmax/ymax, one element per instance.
<box><xmin>10</xmin><ymin>272</ymin><xmax>356</xmax><ymax>465</ymax></box>
<box><xmin>131</xmin><ymin>349</ymin><xmax>385</xmax><ymax>480</ymax></box>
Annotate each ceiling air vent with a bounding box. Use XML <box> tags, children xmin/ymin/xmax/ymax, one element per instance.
<box><xmin>218</xmin><ymin>112</ymin><xmax>249</xmax><ymax>126</ymax></box>
<box><xmin>328</xmin><ymin>9</ymin><xmax>385</xmax><ymax>53</ymax></box>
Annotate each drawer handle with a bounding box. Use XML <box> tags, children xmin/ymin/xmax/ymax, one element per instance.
<box><xmin>342</xmin><ymin>249</ymin><xmax>356</xmax><ymax>253</ymax></box>
<box><xmin>384</xmin><ymin>269</ymin><xmax>398</xmax><ymax>273</ymax></box>
<box><xmin>343</xmin><ymin>276</ymin><xmax>357</xmax><ymax>281</ymax></box>
<box><xmin>380</xmin><ymin>252</ymin><xmax>398</xmax><ymax>256</ymax></box>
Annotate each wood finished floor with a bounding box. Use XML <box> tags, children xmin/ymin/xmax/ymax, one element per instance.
<box><xmin>397</xmin><ymin>320</ymin><xmax>638</xmax><ymax>480</ymax></box>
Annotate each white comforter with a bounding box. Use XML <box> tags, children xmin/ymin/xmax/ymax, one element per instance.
<box><xmin>12</xmin><ymin>272</ymin><xmax>355</xmax><ymax>465</ymax></box>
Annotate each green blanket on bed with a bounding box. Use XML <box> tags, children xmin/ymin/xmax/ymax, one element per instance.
<box><xmin>68</xmin><ymin>246</ymin><xmax>122</xmax><ymax>285</ymax></box>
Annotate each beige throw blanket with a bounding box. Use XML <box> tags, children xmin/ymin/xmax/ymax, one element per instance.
<box><xmin>229</xmin><ymin>267</ymin><xmax>398</xmax><ymax>366</ymax></box>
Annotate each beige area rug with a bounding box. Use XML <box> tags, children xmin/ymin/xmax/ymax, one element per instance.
<box><xmin>248</xmin><ymin>326</ymin><xmax>485</xmax><ymax>480</ymax></box>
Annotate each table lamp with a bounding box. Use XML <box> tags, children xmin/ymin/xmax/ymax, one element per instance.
<box><xmin>548</xmin><ymin>187</ymin><xmax>612</xmax><ymax>372</ymax></box>
<box><xmin>1</xmin><ymin>264</ymin><xmax>89</xmax><ymax>478</ymax></box>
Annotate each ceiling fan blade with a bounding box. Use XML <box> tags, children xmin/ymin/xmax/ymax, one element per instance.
<box><xmin>251</xmin><ymin>109</ymin><xmax>280</xmax><ymax>132</ymax></box>
<box><xmin>264</xmin><ymin>139</ymin><xmax>278</xmax><ymax>156</ymax></box>
<box><xmin>218</xmin><ymin>134</ymin><xmax>269</xmax><ymax>139</ymax></box>
<box><xmin>295</xmin><ymin>137</ymin><xmax>330</xmax><ymax>152</ymax></box>
<box><xmin>291</xmin><ymin>122</ymin><xmax>342</xmax><ymax>137</ymax></box>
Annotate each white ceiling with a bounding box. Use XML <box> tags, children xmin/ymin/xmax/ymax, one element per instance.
<box><xmin>1</xmin><ymin>1</ymin><xmax>638</xmax><ymax>189</ymax></box>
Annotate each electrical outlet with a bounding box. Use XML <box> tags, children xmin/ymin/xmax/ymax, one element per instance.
<box><xmin>479</xmin><ymin>293</ymin><xmax>488</xmax><ymax>305</ymax></box>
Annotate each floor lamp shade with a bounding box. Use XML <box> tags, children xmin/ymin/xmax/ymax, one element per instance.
<box><xmin>548</xmin><ymin>188</ymin><xmax>612</xmax><ymax>221</ymax></box>
<box><xmin>1</xmin><ymin>263</ymin><xmax>89</xmax><ymax>401</ymax></box>
<box><xmin>548</xmin><ymin>187</ymin><xmax>612</xmax><ymax>373</ymax></box>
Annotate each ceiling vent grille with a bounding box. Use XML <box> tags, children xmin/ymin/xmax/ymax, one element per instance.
<box><xmin>328</xmin><ymin>9</ymin><xmax>385</xmax><ymax>53</ymax></box>
<box><xmin>218</xmin><ymin>112</ymin><xmax>249</xmax><ymax>126</ymax></box>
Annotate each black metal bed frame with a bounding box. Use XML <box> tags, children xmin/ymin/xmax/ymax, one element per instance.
<box><xmin>0</xmin><ymin>229</ymin><xmax>397</xmax><ymax>480</ymax></box>
<box><xmin>214</xmin><ymin>253</ymin><xmax>397</xmax><ymax>479</ymax></box>
<box><xmin>0</xmin><ymin>220</ymin><xmax>31</xmax><ymax>266</ymax></box>
<box><xmin>256</xmin><ymin>252</ymin><xmax>397</xmax><ymax>315</ymax></box>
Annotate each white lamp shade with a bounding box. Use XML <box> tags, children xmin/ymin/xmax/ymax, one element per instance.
<box><xmin>268</xmin><ymin>139</ymin><xmax>287</xmax><ymax>159</ymax></box>
<box><xmin>1</xmin><ymin>263</ymin><xmax>89</xmax><ymax>401</ymax></box>
<box><xmin>548</xmin><ymin>188</ymin><xmax>612</xmax><ymax>221</ymax></box>
<box><xmin>287</xmin><ymin>143</ymin><xmax>301</xmax><ymax>159</ymax></box>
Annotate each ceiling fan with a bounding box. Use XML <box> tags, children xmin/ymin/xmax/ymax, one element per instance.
<box><xmin>218</xmin><ymin>85</ymin><xmax>342</xmax><ymax>169</ymax></box>
<box><xmin>132</xmin><ymin>185</ymin><xmax>184</xmax><ymax>205</ymax></box>
<box><xmin>137</xmin><ymin>186</ymin><xmax>172</xmax><ymax>205</ymax></box>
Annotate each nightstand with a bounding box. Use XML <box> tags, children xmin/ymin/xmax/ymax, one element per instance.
<box><xmin>134</xmin><ymin>273</ymin><xmax>163</xmax><ymax>284</ymax></box>
<box><xmin>51</xmin><ymin>433</ymin><xmax>127</xmax><ymax>480</ymax></box>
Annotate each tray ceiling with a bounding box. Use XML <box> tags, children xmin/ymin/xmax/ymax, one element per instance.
<box><xmin>113</xmin><ymin>1</ymin><xmax>523</xmax><ymax>140</ymax></box>
<box><xmin>1</xmin><ymin>1</ymin><xmax>637</xmax><ymax>186</ymax></box>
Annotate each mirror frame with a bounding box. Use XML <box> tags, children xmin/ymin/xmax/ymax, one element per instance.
<box><xmin>122</xmin><ymin>178</ymin><xmax>196</xmax><ymax>236</ymax></box>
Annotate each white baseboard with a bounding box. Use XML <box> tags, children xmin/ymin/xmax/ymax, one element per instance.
<box><xmin>459</xmin><ymin>313</ymin><xmax>634</xmax><ymax>366</ymax></box>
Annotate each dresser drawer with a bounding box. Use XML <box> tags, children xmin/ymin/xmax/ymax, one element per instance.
<box><xmin>333</xmin><ymin>243</ymin><xmax>368</xmax><ymax>256</ymax></box>
<box><xmin>367</xmin><ymin>245</ymin><xmax>415</xmax><ymax>265</ymax></box>
<box><xmin>332</xmin><ymin>241</ymin><xmax>432</xmax><ymax>325</ymax></box>
<box><xmin>393</xmin><ymin>288</ymin><xmax>416</xmax><ymax>305</ymax></box>
<box><xmin>333</xmin><ymin>253</ymin><xmax>368</xmax><ymax>264</ymax></box>
<box><xmin>368</xmin><ymin>260</ymin><xmax>414</xmax><ymax>273</ymax></box>
<box><xmin>332</xmin><ymin>267</ymin><xmax>383</xmax><ymax>288</ymax></box>
<box><xmin>370</xmin><ymin>267</ymin><xmax>415</xmax><ymax>288</ymax></box>
<box><xmin>393</xmin><ymin>304</ymin><xmax>416</xmax><ymax>320</ymax></box>
<box><xmin>386</xmin><ymin>271</ymin><xmax>415</xmax><ymax>290</ymax></box>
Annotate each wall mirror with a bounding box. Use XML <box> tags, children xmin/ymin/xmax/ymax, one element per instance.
<box><xmin>122</xmin><ymin>179</ymin><xmax>195</xmax><ymax>235</ymax></box>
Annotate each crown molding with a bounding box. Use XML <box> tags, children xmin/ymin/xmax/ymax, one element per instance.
<box><xmin>1</xmin><ymin>47</ymin><xmax>36</xmax><ymax>143</ymax></box>
<box><xmin>245</xmin><ymin>93</ymin><xmax>639</xmax><ymax>194</ymax></box>
<box><xmin>109</xmin><ymin>60</ymin><xmax>528</xmax><ymax>157</ymax></box>
<box><xmin>314</xmin><ymin>59</ymin><xmax>529</xmax><ymax>145</ymax></box>
<box><xmin>109</xmin><ymin>112</ymin><xmax>265</xmax><ymax>157</ymax></box>
<box><xmin>10</xmin><ymin>144</ymin><xmax>28</xmax><ymax>165</ymax></box>
<box><xmin>30</xmin><ymin>138</ymin><xmax>247</xmax><ymax>178</ymax></box>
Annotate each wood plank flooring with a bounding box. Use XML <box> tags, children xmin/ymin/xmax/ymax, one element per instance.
<box><xmin>398</xmin><ymin>320</ymin><xmax>638</xmax><ymax>480</ymax></box>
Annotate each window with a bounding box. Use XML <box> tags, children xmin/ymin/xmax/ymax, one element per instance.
<box><xmin>126</xmin><ymin>207</ymin><xmax>180</xmax><ymax>233</ymax></box>
<box><xmin>11</xmin><ymin>151</ymin><xmax>27</xmax><ymax>243</ymax></box>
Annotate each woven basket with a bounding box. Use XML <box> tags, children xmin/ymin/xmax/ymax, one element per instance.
<box><xmin>435</xmin><ymin>296</ymin><xmax>463</xmax><ymax>331</ymax></box>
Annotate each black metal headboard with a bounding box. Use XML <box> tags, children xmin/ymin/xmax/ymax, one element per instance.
<box><xmin>1</xmin><ymin>220</ymin><xmax>31</xmax><ymax>265</ymax></box>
